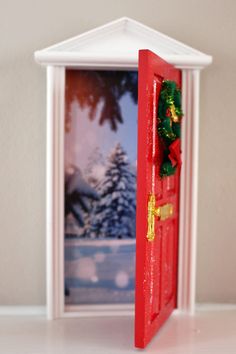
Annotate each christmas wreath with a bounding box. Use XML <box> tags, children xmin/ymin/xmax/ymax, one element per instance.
<box><xmin>157</xmin><ymin>80</ymin><xmax>183</xmax><ymax>177</ymax></box>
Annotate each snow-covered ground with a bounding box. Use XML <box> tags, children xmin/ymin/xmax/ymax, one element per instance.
<box><xmin>65</xmin><ymin>239</ymin><xmax>136</xmax><ymax>305</ymax></box>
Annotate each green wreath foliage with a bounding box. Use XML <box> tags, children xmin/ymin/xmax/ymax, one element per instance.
<box><xmin>157</xmin><ymin>80</ymin><xmax>183</xmax><ymax>177</ymax></box>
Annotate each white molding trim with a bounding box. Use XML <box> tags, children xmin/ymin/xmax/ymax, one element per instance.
<box><xmin>35</xmin><ymin>17</ymin><xmax>212</xmax><ymax>69</ymax></box>
<box><xmin>0</xmin><ymin>304</ymin><xmax>235</xmax><ymax>317</ymax></box>
<box><xmin>0</xmin><ymin>306</ymin><xmax>46</xmax><ymax>316</ymax></box>
<box><xmin>63</xmin><ymin>304</ymin><xmax>134</xmax><ymax>318</ymax></box>
<box><xmin>46</xmin><ymin>66</ymin><xmax>65</xmax><ymax>320</ymax></box>
<box><xmin>35</xmin><ymin>53</ymin><xmax>209</xmax><ymax>70</ymax></box>
<box><xmin>177</xmin><ymin>69</ymin><xmax>200</xmax><ymax>314</ymax></box>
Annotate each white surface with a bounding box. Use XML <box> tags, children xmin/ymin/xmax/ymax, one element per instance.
<box><xmin>1</xmin><ymin>308</ymin><xmax>236</xmax><ymax>353</ymax></box>
<box><xmin>34</xmin><ymin>17</ymin><xmax>212</xmax><ymax>68</ymax></box>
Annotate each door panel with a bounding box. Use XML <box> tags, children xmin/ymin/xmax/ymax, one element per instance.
<box><xmin>135</xmin><ymin>50</ymin><xmax>181</xmax><ymax>348</ymax></box>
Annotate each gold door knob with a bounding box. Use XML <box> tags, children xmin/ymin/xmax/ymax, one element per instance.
<box><xmin>147</xmin><ymin>194</ymin><xmax>174</xmax><ymax>242</ymax></box>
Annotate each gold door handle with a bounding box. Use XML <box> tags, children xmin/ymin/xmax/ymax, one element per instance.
<box><xmin>147</xmin><ymin>194</ymin><xmax>174</xmax><ymax>241</ymax></box>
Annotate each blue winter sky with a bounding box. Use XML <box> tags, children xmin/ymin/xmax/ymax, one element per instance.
<box><xmin>65</xmin><ymin>88</ymin><xmax>138</xmax><ymax>171</ymax></box>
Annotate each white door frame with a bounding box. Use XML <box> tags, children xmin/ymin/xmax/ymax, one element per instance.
<box><xmin>46</xmin><ymin>63</ymin><xmax>200</xmax><ymax>319</ymax></box>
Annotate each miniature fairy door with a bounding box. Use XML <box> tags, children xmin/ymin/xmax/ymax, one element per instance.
<box><xmin>135</xmin><ymin>50</ymin><xmax>182</xmax><ymax>348</ymax></box>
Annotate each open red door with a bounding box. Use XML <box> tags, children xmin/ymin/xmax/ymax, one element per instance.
<box><xmin>135</xmin><ymin>50</ymin><xmax>181</xmax><ymax>348</ymax></box>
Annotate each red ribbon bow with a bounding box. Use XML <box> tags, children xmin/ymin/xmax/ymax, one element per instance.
<box><xmin>168</xmin><ymin>138</ymin><xmax>182</xmax><ymax>167</ymax></box>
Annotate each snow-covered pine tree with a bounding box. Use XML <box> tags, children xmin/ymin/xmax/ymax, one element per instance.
<box><xmin>84</xmin><ymin>147</ymin><xmax>106</xmax><ymax>187</ymax></box>
<box><xmin>88</xmin><ymin>143</ymin><xmax>136</xmax><ymax>239</ymax></box>
<box><xmin>64</xmin><ymin>165</ymin><xmax>99</xmax><ymax>237</ymax></box>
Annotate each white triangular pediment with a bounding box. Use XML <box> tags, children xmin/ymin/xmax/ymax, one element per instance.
<box><xmin>35</xmin><ymin>17</ymin><xmax>212</xmax><ymax>68</ymax></box>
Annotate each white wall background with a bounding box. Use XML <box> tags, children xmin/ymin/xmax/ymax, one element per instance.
<box><xmin>0</xmin><ymin>0</ymin><xmax>235</xmax><ymax>305</ymax></box>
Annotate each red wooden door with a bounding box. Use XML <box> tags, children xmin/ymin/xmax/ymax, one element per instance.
<box><xmin>135</xmin><ymin>50</ymin><xmax>181</xmax><ymax>348</ymax></box>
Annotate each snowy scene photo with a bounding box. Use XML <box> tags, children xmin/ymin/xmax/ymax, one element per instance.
<box><xmin>64</xmin><ymin>70</ymin><xmax>138</xmax><ymax>306</ymax></box>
